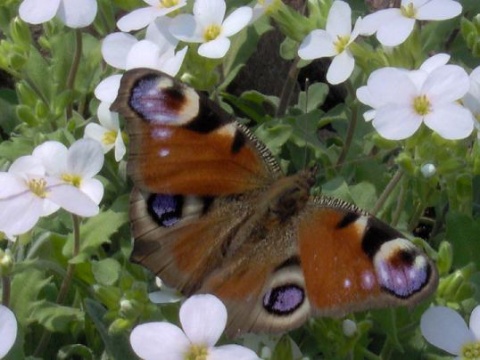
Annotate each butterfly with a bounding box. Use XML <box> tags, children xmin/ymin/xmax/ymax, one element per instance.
<box><xmin>111</xmin><ymin>68</ymin><xmax>438</xmax><ymax>337</ymax></box>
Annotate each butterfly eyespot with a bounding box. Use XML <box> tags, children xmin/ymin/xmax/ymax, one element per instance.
<box><xmin>263</xmin><ymin>284</ymin><xmax>305</xmax><ymax>315</ymax></box>
<box><xmin>147</xmin><ymin>194</ymin><xmax>183</xmax><ymax>227</ymax></box>
<box><xmin>374</xmin><ymin>238</ymin><xmax>430</xmax><ymax>298</ymax></box>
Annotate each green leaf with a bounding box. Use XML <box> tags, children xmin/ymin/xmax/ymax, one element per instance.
<box><xmin>350</xmin><ymin>182</ymin><xmax>377</xmax><ymax>211</ymax></box>
<box><xmin>63</xmin><ymin>210</ymin><xmax>128</xmax><ymax>263</ymax></box>
<box><xmin>297</xmin><ymin>82</ymin><xmax>329</xmax><ymax>113</ymax></box>
<box><xmin>10</xmin><ymin>267</ymin><xmax>52</xmax><ymax>325</ymax></box>
<box><xmin>271</xmin><ymin>335</ymin><xmax>293</xmax><ymax>360</ymax></box>
<box><xmin>57</xmin><ymin>344</ymin><xmax>94</xmax><ymax>360</ymax></box>
<box><xmin>32</xmin><ymin>301</ymin><xmax>84</xmax><ymax>333</ymax></box>
<box><xmin>92</xmin><ymin>258</ymin><xmax>122</xmax><ymax>286</ymax></box>
<box><xmin>84</xmin><ymin>298</ymin><xmax>137</xmax><ymax>360</ymax></box>
<box><xmin>446</xmin><ymin>211</ymin><xmax>480</xmax><ymax>267</ymax></box>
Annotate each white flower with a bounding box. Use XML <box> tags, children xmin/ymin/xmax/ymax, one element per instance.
<box><xmin>95</xmin><ymin>18</ymin><xmax>187</xmax><ymax>104</ymax></box>
<box><xmin>117</xmin><ymin>0</ymin><xmax>187</xmax><ymax>32</ymax></box>
<box><xmin>361</xmin><ymin>0</ymin><xmax>462</xmax><ymax>47</ymax></box>
<box><xmin>421</xmin><ymin>305</ymin><xmax>480</xmax><ymax>358</ymax></box>
<box><xmin>130</xmin><ymin>294</ymin><xmax>259</xmax><ymax>360</ymax></box>
<box><xmin>420</xmin><ymin>163</ymin><xmax>436</xmax><ymax>178</ymax></box>
<box><xmin>32</xmin><ymin>139</ymin><xmax>105</xmax><ymax>206</ymax></box>
<box><xmin>298</xmin><ymin>1</ymin><xmax>363</xmax><ymax>85</ymax></box>
<box><xmin>251</xmin><ymin>0</ymin><xmax>276</xmax><ymax>22</ymax></box>
<box><xmin>0</xmin><ymin>155</ymin><xmax>98</xmax><ymax>235</ymax></box>
<box><xmin>0</xmin><ymin>305</ymin><xmax>17</xmax><ymax>358</ymax></box>
<box><xmin>463</xmin><ymin>66</ymin><xmax>480</xmax><ymax>135</ymax></box>
<box><xmin>356</xmin><ymin>62</ymin><xmax>473</xmax><ymax>140</ymax></box>
<box><xmin>84</xmin><ymin>102</ymin><xmax>126</xmax><ymax>162</ymax></box>
<box><xmin>19</xmin><ymin>0</ymin><xmax>97</xmax><ymax>28</ymax></box>
<box><xmin>169</xmin><ymin>0</ymin><xmax>252</xmax><ymax>59</ymax></box>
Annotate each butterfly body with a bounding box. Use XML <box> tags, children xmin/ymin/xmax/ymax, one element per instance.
<box><xmin>112</xmin><ymin>69</ymin><xmax>438</xmax><ymax>336</ymax></box>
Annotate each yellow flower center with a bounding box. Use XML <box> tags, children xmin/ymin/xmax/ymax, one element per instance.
<box><xmin>461</xmin><ymin>341</ymin><xmax>480</xmax><ymax>359</ymax></box>
<box><xmin>61</xmin><ymin>174</ymin><xmax>82</xmax><ymax>188</ymax></box>
<box><xmin>28</xmin><ymin>178</ymin><xmax>48</xmax><ymax>198</ymax></box>
<box><xmin>185</xmin><ymin>344</ymin><xmax>209</xmax><ymax>360</ymax></box>
<box><xmin>203</xmin><ymin>24</ymin><xmax>221</xmax><ymax>41</ymax></box>
<box><xmin>159</xmin><ymin>0</ymin><xmax>179</xmax><ymax>8</ymax></box>
<box><xmin>334</xmin><ymin>35</ymin><xmax>350</xmax><ymax>54</ymax></box>
<box><xmin>413</xmin><ymin>94</ymin><xmax>431</xmax><ymax>116</ymax></box>
<box><xmin>401</xmin><ymin>3</ymin><xmax>416</xmax><ymax>18</ymax></box>
<box><xmin>102</xmin><ymin>130</ymin><xmax>117</xmax><ymax>145</ymax></box>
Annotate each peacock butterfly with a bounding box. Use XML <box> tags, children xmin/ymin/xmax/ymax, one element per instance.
<box><xmin>111</xmin><ymin>68</ymin><xmax>438</xmax><ymax>337</ymax></box>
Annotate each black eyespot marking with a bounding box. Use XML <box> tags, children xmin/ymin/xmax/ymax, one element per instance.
<box><xmin>263</xmin><ymin>284</ymin><xmax>304</xmax><ymax>315</ymax></box>
<box><xmin>231</xmin><ymin>130</ymin><xmax>246</xmax><ymax>154</ymax></box>
<box><xmin>274</xmin><ymin>256</ymin><xmax>301</xmax><ymax>272</ymax></box>
<box><xmin>336</xmin><ymin>212</ymin><xmax>360</xmax><ymax>229</ymax></box>
<box><xmin>362</xmin><ymin>219</ymin><xmax>402</xmax><ymax>259</ymax></box>
<box><xmin>184</xmin><ymin>96</ymin><xmax>230</xmax><ymax>133</ymax></box>
<box><xmin>147</xmin><ymin>194</ymin><xmax>184</xmax><ymax>227</ymax></box>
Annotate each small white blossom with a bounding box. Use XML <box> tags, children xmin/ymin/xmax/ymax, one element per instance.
<box><xmin>169</xmin><ymin>0</ymin><xmax>252</xmax><ymax>59</ymax></box>
<box><xmin>421</xmin><ymin>305</ymin><xmax>480</xmax><ymax>358</ymax></box>
<box><xmin>356</xmin><ymin>57</ymin><xmax>473</xmax><ymax>140</ymax></box>
<box><xmin>361</xmin><ymin>0</ymin><xmax>462</xmax><ymax>47</ymax></box>
<box><xmin>117</xmin><ymin>0</ymin><xmax>187</xmax><ymax>32</ymax></box>
<box><xmin>19</xmin><ymin>0</ymin><xmax>97</xmax><ymax>28</ymax></box>
<box><xmin>84</xmin><ymin>102</ymin><xmax>126</xmax><ymax>162</ymax></box>
<box><xmin>298</xmin><ymin>1</ymin><xmax>363</xmax><ymax>85</ymax></box>
<box><xmin>130</xmin><ymin>294</ymin><xmax>259</xmax><ymax>360</ymax></box>
<box><xmin>0</xmin><ymin>305</ymin><xmax>17</xmax><ymax>358</ymax></box>
<box><xmin>32</xmin><ymin>139</ymin><xmax>105</xmax><ymax>206</ymax></box>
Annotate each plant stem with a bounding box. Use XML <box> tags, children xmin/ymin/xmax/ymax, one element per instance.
<box><xmin>1</xmin><ymin>275</ymin><xmax>11</xmax><ymax>307</ymax></box>
<box><xmin>33</xmin><ymin>215</ymin><xmax>81</xmax><ymax>357</ymax></box>
<box><xmin>336</xmin><ymin>81</ymin><xmax>358</xmax><ymax>170</ymax></box>
<box><xmin>372</xmin><ymin>169</ymin><xmax>404</xmax><ymax>216</ymax></box>
<box><xmin>276</xmin><ymin>56</ymin><xmax>300</xmax><ymax>117</ymax></box>
<box><xmin>66</xmin><ymin>30</ymin><xmax>83</xmax><ymax>120</ymax></box>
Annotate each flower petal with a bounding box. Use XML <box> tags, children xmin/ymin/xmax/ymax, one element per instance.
<box><xmin>210</xmin><ymin>345</ymin><xmax>260</xmax><ymax>360</ymax></box>
<box><xmin>421</xmin><ymin>306</ymin><xmax>475</xmax><ymax>355</ymax></box>
<box><xmin>57</xmin><ymin>0</ymin><xmax>97</xmax><ymax>28</ymax></box>
<box><xmin>194</xmin><ymin>0</ymin><xmax>226</xmax><ymax>29</ymax></box>
<box><xmin>416</xmin><ymin>0</ymin><xmax>462</xmax><ymax>20</ymax></box>
<box><xmin>117</xmin><ymin>7</ymin><xmax>159</xmax><ymax>32</ymax></box>
<box><xmin>298</xmin><ymin>30</ymin><xmax>336</xmax><ymax>60</ymax></box>
<box><xmin>376</xmin><ymin>16</ymin><xmax>415</xmax><ymax>46</ymax></box>
<box><xmin>97</xmin><ymin>101</ymin><xmax>120</xmax><ymax>130</ymax></box>
<box><xmin>423</xmin><ymin>65</ymin><xmax>469</xmax><ymax>103</ymax></box>
<box><xmin>373</xmin><ymin>104</ymin><xmax>422</xmax><ymax>140</ymax></box>
<box><xmin>221</xmin><ymin>7</ymin><xmax>252</xmax><ymax>37</ymax></box>
<box><xmin>169</xmin><ymin>14</ymin><xmax>203</xmax><ymax>43</ymax></box>
<box><xmin>48</xmin><ymin>182</ymin><xmax>99</xmax><ymax>217</ymax></box>
<box><xmin>0</xmin><ymin>305</ymin><xmax>17</xmax><ymax>359</ymax></box>
<box><xmin>9</xmin><ymin>155</ymin><xmax>45</xmax><ymax>177</ymax></box>
<box><xmin>130</xmin><ymin>322</ymin><xmax>189</xmax><ymax>360</ymax></box>
<box><xmin>32</xmin><ymin>141</ymin><xmax>68</xmax><ymax>176</ymax></box>
<box><xmin>114</xmin><ymin>131</ymin><xmax>127</xmax><ymax>162</ymax></box>
<box><xmin>180</xmin><ymin>294</ymin><xmax>227</xmax><ymax>346</ymax></box>
<box><xmin>359</xmin><ymin>8</ymin><xmax>400</xmax><ymax>36</ymax></box>
<box><xmin>126</xmin><ymin>40</ymin><xmax>161</xmax><ymax>70</ymax></box>
<box><xmin>420</xmin><ymin>53</ymin><xmax>450</xmax><ymax>73</ymax></box>
<box><xmin>67</xmin><ymin>139</ymin><xmax>104</xmax><ymax>178</ymax></box>
<box><xmin>198</xmin><ymin>37</ymin><xmax>230</xmax><ymax>59</ymax></box>
<box><xmin>94</xmin><ymin>75</ymin><xmax>122</xmax><ymax>103</ymax></box>
<box><xmin>326</xmin><ymin>50</ymin><xmax>354</xmax><ymax>85</ymax></box>
<box><xmin>80</xmin><ymin>178</ymin><xmax>104</xmax><ymax>205</ymax></box>
<box><xmin>146</xmin><ymin>17</ymin><xmax>178</xmax><ymax>50</ymax></box>
<box><xmin>102</xmin><ymin>32</ymin><xmax>137</xmax><ymax>70</ymax></box>
<box><xmin>19</xmin><ymin>0</ymin><xmax>61</xmax><ymax>24</ymax></box>
<box><xmin>424</xmin><ymin>103</ymin><xmax>474</xmax><ymax>140</ymax></box>
<box><xmin>148</xmin><ymin>289</ymin><xmax>182</xmax><ymax>304</ymax></box>
<box><xmin>469</xmin><ymin>305</ymin><xmax>480</xmax><ymax>340</ymax></box>
<box><xmin>0</xmin><ymin>191</ymin><xmax>43</xmax><ymax>235</ymax></box>
<box><xmin>367</xmin><ymin>68</ymin><xmax>416</xmax><ymax>105</ymax></box>
<box><xmin>326</xmin><ymin>1</ymin><xmax>352</xmax><ymax>37</ymax></box>
<box><xmin>0</xmin><ymin>173</ymin><xmax>28</xmax><ymax>198</ymax></box>
<box><xmin>160</xmin><ymin>47</ymin><xmax>187</xmax><ymax>76</ymax></box>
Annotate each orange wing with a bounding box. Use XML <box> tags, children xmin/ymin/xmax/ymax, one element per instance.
<box><xmin>111</xmin><ymin>68</ymin><xmax>279</xmax><ymax>195</ymax></box>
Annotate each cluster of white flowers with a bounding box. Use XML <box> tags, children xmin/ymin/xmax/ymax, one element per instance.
<box><xmin>0</xmin><ymin>139</ymin><xmax>104</xmax><ymax>237</ymax></box>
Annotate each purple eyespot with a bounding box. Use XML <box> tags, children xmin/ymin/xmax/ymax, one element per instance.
<box><xmin>147</xmin><ymin>194</ymin><xmax>182</xmax><ymax>227</ymax></box>
<box><xmin>130</xmin><ymin>77</ymin><xmax>185</xmax><ymax>124</ymax></box>
<box><xmin>263</xmin><ymin>285</ymin><xmax>304</xmax><ymax>315</ymax></box>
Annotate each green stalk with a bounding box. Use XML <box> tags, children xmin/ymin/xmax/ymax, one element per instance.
<box><xmin>372</xmin><ymin>169</ymin><xmax>404</xmax><ymax>216</ymax></box>
<box><xmin>65</xmin><ymin>30</ymin><xmax>83</xmax><ymax>120</ymax></box>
